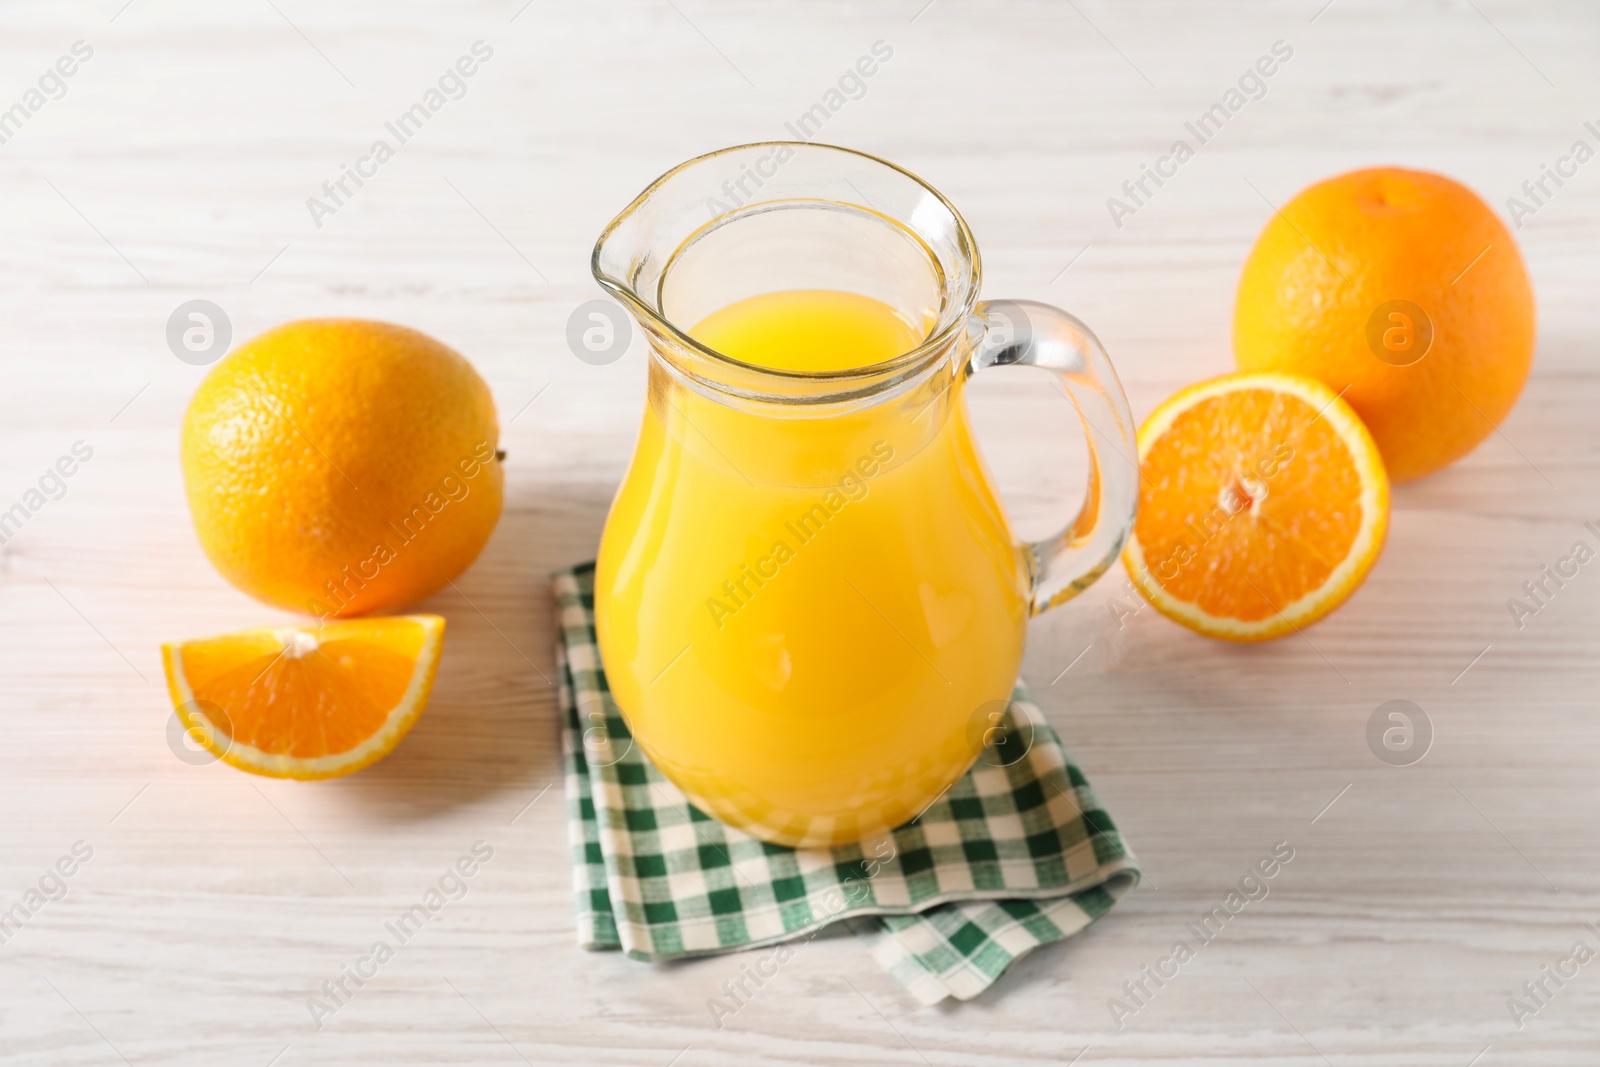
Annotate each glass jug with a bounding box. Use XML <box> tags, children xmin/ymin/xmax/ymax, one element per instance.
<box><xmin>591</xmin><ymin>143</ymin><xmax>1137</xmax><ymax>848</ymax></box>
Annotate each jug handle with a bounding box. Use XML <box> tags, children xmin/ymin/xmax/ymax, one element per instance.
<box><xmin>967</xmin><ymin>299</ymin><xmax>1140</xmax><ymax>616</ymax></box>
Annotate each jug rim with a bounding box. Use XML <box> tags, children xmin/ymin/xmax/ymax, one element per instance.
<box><xmin>590</xmin><ymin>141</ymin><xmax>981</xmax><ymax>388</ymax></box>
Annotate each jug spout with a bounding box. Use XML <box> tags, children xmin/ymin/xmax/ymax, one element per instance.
<box><xmin>591</xmin><ymin>142</ymin><xmax>983</xmax><ymax>404</ymax></box>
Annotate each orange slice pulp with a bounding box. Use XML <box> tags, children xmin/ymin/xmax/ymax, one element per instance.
<box><xmin>1122</xmin><ymin>372</ymin><xmax>1389</xmax><ymax>641</ymax></box>
<box><xmin>161</xmin><ymin>615</ymin><xmax>445</xmax><ymax>778</ymax></box>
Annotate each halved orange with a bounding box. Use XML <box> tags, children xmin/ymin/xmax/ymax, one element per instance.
<box><xmin>161</xmin><ymin>615</ymin><xmax>445</xmax><ymax>778</ymax></box>
<box><xmin>1122</xmin><ymin>372</ymin><xmax>1389</xmax><ymax>641</ymax></box>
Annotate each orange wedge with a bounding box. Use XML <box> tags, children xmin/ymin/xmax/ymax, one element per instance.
<box><xmin>161</xmin><ymin>615</ymin><xmax>445</xmax><ymax>779</ymax></box>
<box><xmin>1122</xmin><ymin>372</ymin><xmax>1389</xmax><ymax>641</ymax></box>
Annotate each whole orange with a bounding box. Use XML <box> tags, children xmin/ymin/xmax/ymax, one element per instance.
<box><xmin>1234</xmin><ymin>167</ymin><xmax>1535</xmax><ymax>482</ymax></box>
<box><xmin>181</xmin><ymin>320</ymin><xmax>503</xmax><ymax>617</ymax></box>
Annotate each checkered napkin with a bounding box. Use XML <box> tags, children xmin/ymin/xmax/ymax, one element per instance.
<box><xmin>554</xmin><ymin>563</ymin><xmax>1140</xmax><ymax>1003</ymax></box>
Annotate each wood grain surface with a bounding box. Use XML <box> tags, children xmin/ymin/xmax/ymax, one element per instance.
<box><xmin>1</xmin><ymin>0</ymin><xmax>1598</xmax><ymax>1063</ymax></box>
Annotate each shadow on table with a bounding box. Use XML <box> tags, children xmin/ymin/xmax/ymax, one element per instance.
<box><xmin>326</xmin><ymin>478</ymin><xmax>613</xmax><ymax>822</ymax></box>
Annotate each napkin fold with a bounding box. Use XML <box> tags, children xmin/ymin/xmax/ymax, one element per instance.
<box><xmin>555</xmin><ymin>563</ymin><xmax>1139</xmax><ymax>1003</ymax></box>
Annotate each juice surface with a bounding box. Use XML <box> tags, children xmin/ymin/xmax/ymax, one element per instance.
<box><xmin>689</xmin><ymin>288</ymin><xmax>924</xmax><ymax>372</ymax></box>
<box><xmin>594</xmin><ymin>289</ymin><xmax>1029</xmax><ymax>847</ymax></box>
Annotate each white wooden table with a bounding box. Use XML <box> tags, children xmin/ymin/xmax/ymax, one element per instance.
<box><xmin>2</xmin><ymin>1</ymin><xmax>1597</xmax><ymax>1063</ymax></box>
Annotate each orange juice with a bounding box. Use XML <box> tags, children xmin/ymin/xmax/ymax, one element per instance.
<box><xmin>594</xmin><ymin>289</ymin><xmax>1029</xmax><ymax>846</ymax></box>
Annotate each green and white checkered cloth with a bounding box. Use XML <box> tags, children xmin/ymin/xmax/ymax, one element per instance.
<box><xmin>555</xmin><ymin>563</ymin><xmax>1139</xmax><ymax>1004</ymax></box>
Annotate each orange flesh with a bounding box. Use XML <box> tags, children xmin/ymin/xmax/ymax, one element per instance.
<box><xmin>1135</xmin><ymin>388</ymin><xmax>1363</xmax><ymax>621</ymax></box>
<box><xmin>178</xmin><ymin>623</ymin><xmax>425</xmax><ymax>757</ymax></box>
